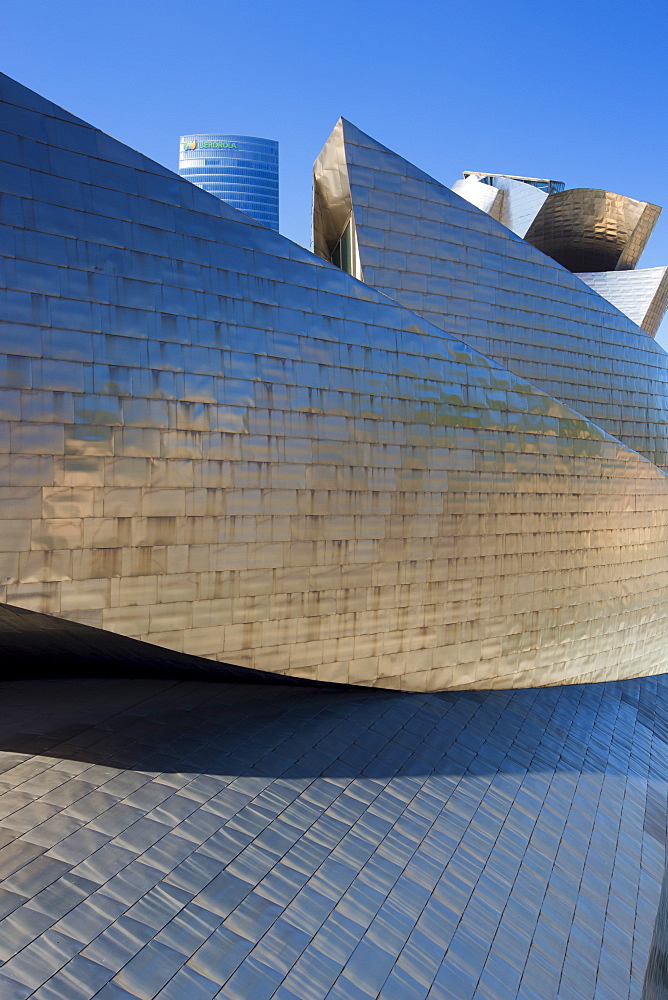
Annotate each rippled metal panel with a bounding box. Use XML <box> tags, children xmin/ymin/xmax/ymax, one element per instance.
<box><xmin>3</xmin><ymin>75</ymin><xmax>668</xmax><ymax>691</ymax></box>
<box><xmin>318</xmin><ymin>118</ymin><xmax>668</xmax><ymax>469</ymax></box>
<box><xmin>0</xmin><ymin>670</ymin><xmax>666</xmax><ymax>999</ymax></box>
<box><xmin>577</xmin><ymin>266</ymin><xmax>668</xmax><ymax>337</ymax></box>
<box><xmin>524</xmin><ymin>188</ymin><xmax>661</xmax><ymax>271</ymax></box>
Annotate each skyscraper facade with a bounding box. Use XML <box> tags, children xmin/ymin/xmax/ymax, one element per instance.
<box><xmin>178</xmin><ymin>132</ymin><xmax>279</xmax><ymax>230</ymax></box>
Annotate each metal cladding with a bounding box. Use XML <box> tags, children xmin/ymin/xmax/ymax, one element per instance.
<box><xmin>524</xmin><ymin>188</ymin><xmax>661</xmax><ymax>272</ymax></box>
<box><xmin>452</xmin><ymin>173</ymin><xmax>548</xmax><ymax>238</ymax></box>
<box><xmin>451</xmin><ymin>169</ymin><xmax>668</xmax><ymax>337</ymax></box>
<box><xmin>576</xmin><ymin>266</ymin><xmax>668</xmax><ymax>338</ymax></box>
<box><xmin>0</xmin><ymin>671</ymin><xmax>667</xmax><ymax>1000</ymax></box>
<box><xmin>2</xmin><ymin>76</ymin><xmax>668</xmax><ymax>693</ymax></box>
<box><xmin>315</xmin><ymin>118</ymin><xmax>668</xmax><ymax>470</ymax></box>
<box><xmin>451</xmin><ymin>174</ymin><xmax>505</xmax><ymax>223</ymax></box>
<box><xmin>2</xmin><ymin>75</ymin><xmax>668</xmax><ymax>1000</ymax></box>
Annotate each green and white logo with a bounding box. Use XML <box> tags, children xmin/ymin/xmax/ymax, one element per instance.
<box><xmin>183</xmin><ymin>140</ymin><xmax>238</xmax><ymax>151</ymax></box>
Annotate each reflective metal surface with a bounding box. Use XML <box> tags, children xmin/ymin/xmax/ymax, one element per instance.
<box><xmin>0</xmin><ymin>670</ymin><xmax>666</xmax><ymax>999</ymax></box>
<box><xmin>525</xmin><ymin>188</ymin><xmax>661</xmax><ymax>272</ymax></box>
<box><xmin>576</xmin><ymin>266</ymin><xmax>668</xmax><ymax>337</ymax></box>
<box><xmin>451</xmin><ymin>173</ymin><xmax>505</xmax><ymax>222</ymax></box>
<box><xmin>451</xmin><ymin>173</ymin><xmax>668</xmax><ymax>333</ymax></box>
<box><xmin>452</xmin><ymin>172</ymin><xmax>548</xmax><ymax>237</ymax></box>
<box><xmin>312</xmin><ymin>119</ymin><xmax>362</xmax><ymax>279</ymax></box>
<box><xmin>2</xmin><ymin>70</ymin><xmax>668</xmax><ymax>1000</ymax></box>
<box><xmin>2</xmin><ymin>77</ymin><xmax>668</xmax><ymax>692</ymax></box>
<box><xmin>315</xmin><ymin>118</ymin><xmax>668</xmax><ymax>470</ymax></box>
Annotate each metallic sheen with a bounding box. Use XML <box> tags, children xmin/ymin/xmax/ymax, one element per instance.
<box><xmin>576</xmin><ymin>266</ymin><xmax>668</xmax><ymax>337</ymax></box>
<box><xmin>0</xmin><ymin>669</ymin><xmax>667</xmax><ymax>1000</ymax></box>
<box><xmin>2</xmin><ymin>80</ymin><xmax>668</xmax><ymax>693</ymax></box>
<box><xmin>524</xmin><ymin>187</ymin><xmax>661</xmax><ymax>272</ymax></box>
<box><xmin>452</xmin><ymin>170</ymin><xmax>668</xmax><ymax>335</ymax></box>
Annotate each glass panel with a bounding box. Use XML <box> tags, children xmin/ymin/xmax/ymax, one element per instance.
<box><xmin>331</xmin><ymin>220</ymin><xmax>353</xmax><ymax>276</ymax></box>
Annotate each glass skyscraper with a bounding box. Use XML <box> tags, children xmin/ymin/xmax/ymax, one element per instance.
<box><xmin>178</xmin><ymin>133</ymin><xmax>279</xmax><ymax>231</ymax></box>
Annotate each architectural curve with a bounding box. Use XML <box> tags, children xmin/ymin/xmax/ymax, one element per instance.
<box><xmin>1</xmin><ymin>671</ymin><xmax>667</xmax><ymax>999</ymax></box>
<box><xmin>524</xmin><ymin>187</ymin><xmax>661</xmax><ymax>272</ymax></box>
<box><xmin>2</xmin><ymin>78</ymin><xmax>668</xmax><ymax>692</ymax></box>
<box><xmin>4</xmin><ymin>73</ymin><xmax>668</xmax><ymax>1000</ymax></box>
<box><xmin>449</xmin><ymin>171</ymin><xmax>668</xmax><ymax>334</ymax></box>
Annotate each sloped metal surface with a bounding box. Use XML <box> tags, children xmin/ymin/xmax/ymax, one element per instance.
<box><xmin>452</xmin><ymin>173</ymin><xmax>547</xmax><ymax>237</ymax></box>
<box><xmin>316</xmin><ymin>118</ymin><xmax>668</xmax><ymax>470</ymax></box>
<box><xmin>3</xmin><ymin>75</ymin><xmax>668</xmax><ymax>690</ymax></box>
<box><xmin>577</xmin><ymin>267</ymin><xmax>668</xmax><ymax>337</ymax></box>
<box><xmin>0</xmin><ymin>672</ymin><xmax>666</xmax><ymax>999</ymax></box>
<box><xmin>0</xmin><ymin>603</ymin><xmax>305</xmax><ymax>684</ymax></box>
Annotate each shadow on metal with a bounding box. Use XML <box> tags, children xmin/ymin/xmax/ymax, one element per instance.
<box><xmin>0</xmin><ymin>669</ymin><xmax>666</xmax><ymax>780</ymax></box>
<box><xmin>0</xmin><ymin>603</ymin><xmax>322</xmax><ymax>685</ymax></box>
<box><xmin>0</xmin><ymin>671</ymin><xmax>667</xmax><ymax>996</ymax></box>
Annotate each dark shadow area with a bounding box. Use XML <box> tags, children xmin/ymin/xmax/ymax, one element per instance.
<box><xmin>2</xmin><ymin>669</ymin><xmax>668</xmax><ymax>787</ymax></box>
<box><xmin>0</xmin><ymin>602</ymin><xmax>322</xmax><ymax>685</ymax></box>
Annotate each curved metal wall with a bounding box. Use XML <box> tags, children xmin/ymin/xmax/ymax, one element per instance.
<box><xmin>524</xmin><ymin>188</ymin><xmax>660</xmax><ymax>272</ymax></box>
<box><xmin>2</xmin><ymin>75</ymin><xmax>668</xmax><ymax>691</ymax></box>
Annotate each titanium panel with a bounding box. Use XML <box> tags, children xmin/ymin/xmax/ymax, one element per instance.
<box><xmin>2</xmin><ymin>76</ymin><xmax>668</xmax><ymax>691</ymax></box>
<box><xmin>316</xmin><ymin>118</ymin><xmax>668</xmax><ymax>470</ymax></box>
<box><xmin>0</xmin><ymin>671</ymin><xmax>666</xmax><ymax>999</ymax></box>
<box><xmin>453</xmin><ymin>172</ymin><xmax>547</xmax><ymax>237</ymax></box>
<box><xmin>451</xmin><ymin>175</ymin><xmax>504</xmax><ymax>223</ymax></box>
<box><xmin>577</xmin><ymin>266</ymin><xmax>668</xmax><ymax>338</ymax></box>
<box><xmin>312</xmin><ymin>119</ymin><xmax>362</xmax><ymax>278</ymax></box>
<box><xmin>525</xmin><ymin>188</ymin><xmax>661</xmax><ymax>272</ymax></box>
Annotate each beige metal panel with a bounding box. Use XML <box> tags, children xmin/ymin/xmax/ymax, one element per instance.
<box><xmin>525</xmin><ymin>188</ymin><xmax>661</xmax><ymax>271</ymax></box>
<box><xmin>42</xmin><ymin>487</ymin><xmax>99</xmax><ymax>518</ymax></box>
<box><xmin>30</xmin><ymin>518</ymin><xmax>83</xmax><ymax>550</ymax></box>
<box><xmin>0</xmin><ymin>520</ymin><xmax>31</xmax><ymax>552</ymax></box>
<box><xmin>0</xmin><ymin>487</ymin><xmax>42</xmax><ymax>519</ymax></box>
<box><xmin>2</xmin><ymin>75</ymin><xmax>668</xmax><ymax>692</ymax></box>
<box><xmin>59</xmin><ymin>578</ymin><xmax>111</xmax><ymax>610</ymax></box>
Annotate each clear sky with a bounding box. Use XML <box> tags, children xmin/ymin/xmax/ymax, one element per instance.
<box><xmin>3</xmin><ymin>0</ymin><xmax>668</xmax><ymax>344</ymax></box>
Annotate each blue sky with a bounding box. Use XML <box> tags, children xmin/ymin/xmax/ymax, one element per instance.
<box><xmin>4</xmin><ymin>0</ymin><xmax>668</xmax><ymax>344</ymax></box>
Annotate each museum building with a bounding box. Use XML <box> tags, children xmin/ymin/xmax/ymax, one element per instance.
<box><xmin>1</xmin><ymin>72</ymin><xmax>668</xmax><ymax>999</ymax></box>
